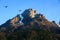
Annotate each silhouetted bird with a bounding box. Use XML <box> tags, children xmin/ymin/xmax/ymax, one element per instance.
<box><xmin>4</xmin><ymin>6</ymin><xmax>8</xmax><ymax>8</ymax></box>
<box><xmin>19</xmin><ymin>10</ymin><xmax>21</xmax><ymax>12</ymax></box>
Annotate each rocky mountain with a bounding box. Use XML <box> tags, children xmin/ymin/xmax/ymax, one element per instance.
<box><xmin>0</xmin><ymin>8</ymin><xmax>60</xmax><ymax>33</ymax></box>
<box><xmin>0</xmin><ymin>8</ymin><xmax>60</xmax><ymax>40</ymax></box>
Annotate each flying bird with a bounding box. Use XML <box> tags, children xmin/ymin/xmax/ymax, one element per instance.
<box><xmin>4</xmin><ymin>6</ymin><xmax>8</xmax><ymax>8</ymax></box>
<box><xmin>19</xmin><ymin>10</ymin><xmax>21</xmax><ymax>12</ymax></box>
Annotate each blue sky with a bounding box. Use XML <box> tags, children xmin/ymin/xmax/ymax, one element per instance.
<box><xmin>0</xmin><ymin>0</ymin><xmax>60</xmax><ymax>25</ymax></box>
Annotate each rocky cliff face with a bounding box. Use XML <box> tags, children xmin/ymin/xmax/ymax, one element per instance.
<box><xmin>21</xmin><ymin>8</ymin><xmax>36</xmax><ymax>18</ymax></box>
<box><xmin>10</xmin><ymin>14</ymin><xmax>21</xmax><ymax>28</ymax></box>
<box><xmin>0</xmin><ymin>8</ymin><xmax>60</xmax><ymax>34</ymax></box>
<box><xmin>0</xmin><ymin>14</ymin><xmax>21</xmax><ymax>32</ymax></box>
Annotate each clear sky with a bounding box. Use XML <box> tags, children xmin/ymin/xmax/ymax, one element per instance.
<box><xmin>0</xmin><ymin>0</ymin><xmax>60</xmax><ymax>25</ymax></box>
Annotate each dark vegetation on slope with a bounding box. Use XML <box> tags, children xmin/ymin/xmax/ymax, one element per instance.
<box><xmin>0</xmin><ymin>28</ymin><xmax>60</xmax><ymax>40</ymax></box>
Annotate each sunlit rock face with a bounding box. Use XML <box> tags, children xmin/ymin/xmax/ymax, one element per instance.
<box><xmin>21</xmin><ymin>8</ymin><xmax>36</xmax><ymax>18</ymax></box>
<box><xmin>0</xmin><ymin>14</ymin><xmax>21</xmax><ymax>32</ymax></box>
<box><xmin>29</xmin><ymin>8</ymin><xmax>36</xmax><ymax>18</ymax></box>
<box><xmin>10</xmin><ymin>14</ymin><xmax>21</xmax><ymax>24</ymax></box>
<box><xmin>10</xmin><ymin>14</ymin><xmax>21</xmax><ymax>28</ymax></box>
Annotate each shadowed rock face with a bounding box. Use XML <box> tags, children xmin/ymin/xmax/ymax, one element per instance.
<box><xmin>0</xmin><ymin>8</ymin><xmax>60</xmax><ymax>34</ymax></box>
<box><xmin>26</xmin><ymin>13</ymin><xmax>59</xmax><ymax>32</ymax></box>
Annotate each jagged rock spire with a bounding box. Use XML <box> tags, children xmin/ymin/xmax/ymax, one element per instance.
<box><xmin>21</xmin><ymin>8</ymin><xmax>36</xmax><ymax>18</ymax></box>
<box><xmin>21</xmin><ymin>8</ymin><xmax>36</xmax><ymax>25</ymax></box>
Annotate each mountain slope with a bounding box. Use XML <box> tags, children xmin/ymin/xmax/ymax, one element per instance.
<box><xmin>0</xmin><ymin>8</ymin><xmax>60</xmax><ymax>33</ymax></box>
<box><xmin>0</xmin><ymin>8</ymin><xmax>60</xmax><ymax>40</ymax></box>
